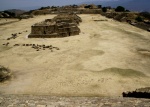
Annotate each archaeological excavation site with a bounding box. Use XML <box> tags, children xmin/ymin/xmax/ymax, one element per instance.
<box><xmin>0</xmin><ymin>2</ymin><xmax>150</xmax><ymax>106</ymax></box>
<box><xmin>28</xmin><ymin>14</ymin><xmax>82</xmax><ymax>38</ymax></box>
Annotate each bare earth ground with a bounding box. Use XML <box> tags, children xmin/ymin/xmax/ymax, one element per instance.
<box><xmin>0</xmin><ymin>18</ymin><xmax>19</xmax><ymax>26</ymax></box>
<box><xmin>0</xmin><ymin>14</ymin><xmax>150</xmax><ymax>97</ymax></box>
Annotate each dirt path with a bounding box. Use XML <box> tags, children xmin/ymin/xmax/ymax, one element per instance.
<box><xmin>0</xmin><ymin>14</ymin><xmax>150</xmax><ymax>97</ymax></box>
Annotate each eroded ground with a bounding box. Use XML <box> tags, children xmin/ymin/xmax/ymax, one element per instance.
<box><xmin>0</xmin><ymin>14</ymin><xmax>150</xmax><ymax>97</ymax></box>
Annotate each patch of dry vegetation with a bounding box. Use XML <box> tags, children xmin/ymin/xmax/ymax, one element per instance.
<box><xmin>0</xmin><ymin>65</ymin><xmax>11</xmax><ymax>82</ymax></box>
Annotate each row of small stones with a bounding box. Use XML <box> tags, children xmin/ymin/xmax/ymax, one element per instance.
<box><xmin>3</xmin><ymin>43</ymin><xmax>60</xmax><ymax>51</ymax></box>
<box><xmin>22</xmin><ymin>44</ymin><xmax>60</xmax><ymax>51</ymax></box>
<box><xmin>7</xmin><ymin>30</ymin><xmax>28</xmax><ymax>40</ymax></box>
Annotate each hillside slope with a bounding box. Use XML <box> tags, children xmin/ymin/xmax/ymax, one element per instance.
<box><xmin>82</xmin><ymin>0</ymin><xmax>150</xmax><ymax>12</ymax></box>
<box><xmin>5</xmin><ymin>9</ymin><xmax>26</xmax><ymax>15</ymax></box>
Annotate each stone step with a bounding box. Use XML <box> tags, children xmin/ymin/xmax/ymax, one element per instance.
<box><xmin>0</xmin><ymin>95</ymin><xmax>150</xmax><ymax>107</ymax></box>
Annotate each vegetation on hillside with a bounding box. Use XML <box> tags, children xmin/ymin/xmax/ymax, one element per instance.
<box><xmin>115</xmin><ymin>6</ymin><xmax>125</xmax><ymax>12</ymax></box>
<box><xmin>102</xmin><ymin>7</ymin><xmax>107</xmax><ymax>13</ymax></box>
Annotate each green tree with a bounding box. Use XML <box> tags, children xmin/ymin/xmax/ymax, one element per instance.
<box><xmin>135</xmin><ymin>16</ymin><xmax>143</xmax><ymax>22</ymax></box>
<box><xmin>126</xmin><ymin>10</ymin><xmax>130</xmax><ymax>12</ymax></box>
<box><xmin>102</xmin><ymin>7</ymin><xmax>107</xmax><ymax>12</ymax></box>
<box><xmin>84</xmin><ymin>5</ymin><xmax>91</xmax><ymax>8</ymax></box>
<box><xmin>115</xmin><ymin>6</ymin><xmax>125</xmax><ymax>12</ymax></box>
<box><xmin>97</xmin><ymin>5</ymin><xmax>102</xmax><ymax>8</ymax></box>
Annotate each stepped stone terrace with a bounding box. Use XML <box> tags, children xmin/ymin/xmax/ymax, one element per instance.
<box><xmin>28</xmin><ymin>14</ymin><xmax>82</xmax><ymax>38</ymax></box>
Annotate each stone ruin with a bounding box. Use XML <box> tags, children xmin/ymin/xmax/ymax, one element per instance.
<box><xmin>28</xmin><ymin>14</ymin><xmax>82</xmax><ymax>38</ymax></box>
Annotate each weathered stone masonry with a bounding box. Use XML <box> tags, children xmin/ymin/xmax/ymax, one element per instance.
<box><xmin>28</xmin><ymin>14</ymin><xmax>82</xmax><ymax>38</ymax></box>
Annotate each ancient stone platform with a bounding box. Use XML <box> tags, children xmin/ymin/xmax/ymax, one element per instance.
<box><xmin>0</xmin><ymin>95</ymin><xmax>150</xmax><ymax>107</ymax></box>
<box><xmin>28</xmin><ymin>14</ymin><xmax>82</xmax><ymax>38</ymax></box>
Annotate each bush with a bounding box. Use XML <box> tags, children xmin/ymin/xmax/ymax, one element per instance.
<box><xmin>126</xmin><ymin>10</ymin><xmax>130</xmax><ymax>12</ymax></box>
<box><xmin>102</xmin><ymin>7</ymin><xmax>107</xmax><ymax>12</ymax></box>
<box><xmin>140</xmin><ymin>12</ymin><xmax>150</xmax><ymax>20</ymax></box>
<box><xmin>97</xmin><ymin>5</ymin><xmax>102</xmax><ymax>9</ymax></box>
<box><xmin>84</xmin><ymin>5</ymin><xmax>91</xmax><ymax>8</ymax></box>
<box><xmin>135</xmin><ymin>16</ymin><xmax>143</xmax><ymax>22</ymax></box>
<box><xmin>115</xmin><ymin>6</ymin><xmax>125</xmax><ymax>12</ymax></box>
<box><xmin>0</xmin><ymin>65</ymin><xmax>11</xmax><ymax>82</ymax></box>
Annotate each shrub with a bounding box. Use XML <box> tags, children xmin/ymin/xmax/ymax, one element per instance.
<box><xmin>0</xmin><ymin>65</ymin><xmax>11</xmax><ymax>82</ymax></box>
<box><xmin>126</xmin><ymin>10</ymin><xmax>130</xmax><ymax>12</ymax></box>
<box><xmin>102</xmin><ymin>7</ymin><xmax>107</xmax><ymax>12</ymax></box>
<box><xmin>140</xmin><ymin>12</ymin><xmax>150</xmax><ymax>20</ymax></box>
<box><xmin>115</xmin><ymin>6</ymin><xmax>125</xmax><ymax>12</ymax></box>
<box><xmin>97</xmin><ymin>5</ymin><xmax>102</xmax><ymax>9</ymax></box>
<box><xmin>135</xmin><ymin>16</ymin><xmax>143</xmax><ymax>22</ymax></box>
<box><xmin>84</xmin><ymin>5</ymin><xmax>91</xmax><ymax>8</ymax></box>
